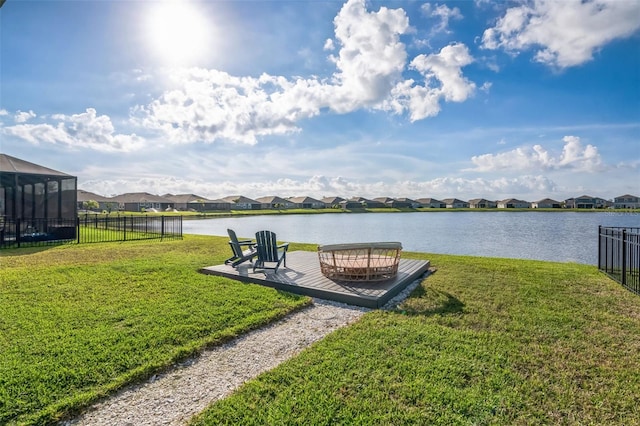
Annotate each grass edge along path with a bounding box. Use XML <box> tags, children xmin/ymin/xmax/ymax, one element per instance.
<box><xmin>190</xmin><ymin>254</ymin><xmax>640</xmax><ymax>425</ymax></box>
<box><xmin>0</xmin><ymin>235</ymin><xmax>311</xmax><ymax>425</ymax></box>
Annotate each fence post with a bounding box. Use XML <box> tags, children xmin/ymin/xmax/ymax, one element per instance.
<box><xmin>598</xmin><ymin>225</ymin><xmax>602</xmax><ymax>270</ymax></box>
<box><xmin>123</xmin><ymin>216</ymin><xmax>127</xmax><ymax>241</ymax></box>
<box><xmin>76</xmin><ymin>217</ymin><xmax>81</xmax><ymax>244</ymax></box>
<box><xmin>16</xmin><ymin>218</ymin><xmax>21</xmax><ymax>248</ymax></box>
<box><xmin>622</xmin><ymin>229</ymin><xmax>627</xmax><ymax>287</ymax></box>
<box><xmin>161</xmin><ymin>216</ymin><xmax>165</xmax><ymax>239</ymax></box>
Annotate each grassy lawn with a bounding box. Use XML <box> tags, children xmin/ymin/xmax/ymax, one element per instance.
<box><xmin>191</xmin><ymin>254</ymin><xmax>640</xmax><ymax>425</ymax></box>
<box><xmin>3</xmin><ymin>236</ymin><xmax>639</xmax><ymax>425</ymax></box>
<box><xmin>0</xmin><ymin>235</ymin><xmax>310</xmax><ymax>425</ymax></box>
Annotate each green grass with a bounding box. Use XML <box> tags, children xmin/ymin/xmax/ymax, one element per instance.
<box><xmin>0</xmin><ymin>236</ymin><xmax>310</xmax><ymax>425</ymax></box>
<box><xmin>3</xmin><ymin>238</ymin><xmax>639</xmax><ymax>425</ymax></box>
<box><xmin>191</xmin><ymin>254</ymin><xmax>640</xmax><ymax>425</ymax></box>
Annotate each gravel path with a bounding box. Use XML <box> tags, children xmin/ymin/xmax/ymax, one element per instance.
<box><xmin>64</xmin><ymin>276</ymin><xmax>425</xmax><ymax>426</ymax></box>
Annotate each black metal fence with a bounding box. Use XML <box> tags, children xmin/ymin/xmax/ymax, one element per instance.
<box><xmin>0</xmin><ymin>215</ymin><xmax>182</xmax><ymax>249</ymax></box>
<box><xmin>598</xmin><ymin>226</ymin><xmax>640</xmax><ymax>295</ymax></box>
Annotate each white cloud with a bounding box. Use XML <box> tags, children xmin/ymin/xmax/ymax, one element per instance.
<box><xmin>468</xmin><ymin>135</ymin><xmax>603</xmax><ymax>172</ymax></box>
<box><xmin>481</xmin><ymin>0</ymin><xmax>640</xmax><ymax>68</ymax></box>
<box><xmin>558</xmin><ymin>135</ymin><xmax>602</xmax><ymax>170</ymax></box>
<box><xmin>79</xmin><ymin>173</ymin><xmax>560</xmax><ymax>201</ymax></box>
<box><xmin>383</xmin><ymin>43</ymin><xmax>476</xmax><ymax>121</ymax></box>
<box><xmin>415</xmin><ymin>175</ymin><xmax>558</xmax><ymax>198</ymax></box>
<box><xmin>14</xmin><ymin>110</ymin><xmax>36</xmax><ymax>123</ymax></box>
<box><xmin>328</xmin><ymin>0</ymin><xmax>410</xmax><ymax>109</ymax></box>
<box><xmin>3</xmin><ymin>1</ymin><xmax>479</xmax><ymax>150</ymax></box>
<box><xmin>3</xmin><ymin>108</ymin><xmax>145</xmax><ymax>152</ymax></box>
<box><xmin>0</xmin><ymin>109</ymin><xmax>10</xmax><ymax>116</ymax></box>
<box><xmin>421</xmin><ymin>3</ymin><xmax>463</xmax><ymax>34</ymax></box>
<box><xmin>131</xmin><ymin>0</ymin><xmax>478</xmax><ymax>144</ymax></box>
<box><xmin>411</xmin><ymin>43</ymin><xmax>476</xmax><ymax>103</ymax></box>
<box><xmin>131</xmin><ymin>69</ymin><xmax>326</xmax><ymax>145</ymax></box>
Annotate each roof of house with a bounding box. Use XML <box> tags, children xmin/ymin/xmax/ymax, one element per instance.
<box><xmin>111</xmin><ymin>192</ymin><xmax>173</xmax><ymax>203</ymax></box>
<box><xmin>468</xmin><ymin>198</ymin><xmax>495</xmax><ymax>203</ymax></box>
<box><xmin>287</xmin><ymin>196</ymin><xmax>323</xmax><ymax>204</ymax></box>
<box><xmin>255</xmin><ymin>196</ymin><xmax>289</xmax><ymax>204</ymax></box>
<box><xmin>0</xmin><ymin>153</ymin><xmax>73</xmax><ymax>177</ymax></box>
<box><xmin>500</xmin><ymin>198</ymin><xmax>529</xmax><ymax>203</ymax></box>
<box><xmin>349</xmin><ymin>197</ymin><xmax>372</xmax><ymax>202</ymax></box>
<box><xmin>77</xmin><ymin>190</ymin><xmax>113</xmax><ymax>202</ymax></box>
<box><xmin>221</xmin><ymin>195</ymin><xmax>261</xmax><ymax>204</ymax></box>
<box><xmin>162</xmin><ymin>193</ymin><xmax>209</xmax><ymax>203</ymax></box>
<box><xmin>534</xmin><ymin>198</ymin><xmax>560</xmax><ymax>204</ymax></box>
<box><xmin>373</xmin><ymin>197</ymin><xmax>395</xmax><ymax>203</ymax></box>
<box><xmin>321</xmin><ymin>196</ymin><xmax>345</xmax><ymax>204</ymax></box>
<box><xmin>442</xmin><ymin>198</ymin><xmax>468</xmax><ymax>204</ymax></box>
<box><xmin>415</xmin><ymin>198</ymin><xmax>444</xmax><ymax>204</ymax></box>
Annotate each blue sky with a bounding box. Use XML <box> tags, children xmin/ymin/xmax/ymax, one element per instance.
<box><xmin>1</xmin><ymin>0</ymin><xmax>639</xmax><ymax>201</ymax></box>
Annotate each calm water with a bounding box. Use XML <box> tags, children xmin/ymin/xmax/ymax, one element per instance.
<box><xmin>183</xmin><ymin>211</ymin><xmax>640</xmax><ymax>265</ymax></box>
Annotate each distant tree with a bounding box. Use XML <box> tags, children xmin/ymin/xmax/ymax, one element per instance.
<box><xmin>83</xmin><ymin>200</ymin><xmax>99</xmax><ymax>212</ymax></box>
<box><xmin>105</xmin><ymin>202</ymin><xmax>118</xmax><ymax>214</ymax></box>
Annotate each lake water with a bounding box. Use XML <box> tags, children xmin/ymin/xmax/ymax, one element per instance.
<box><xmin>182</xmin><ymin>211</ymin><xmax>640</xmax><ymax>265</ymax></box>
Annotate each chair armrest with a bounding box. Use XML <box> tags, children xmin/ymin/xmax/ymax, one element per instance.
<box><xmin>278</xmin><ymin>243</ymin><xmax>289</xmax><ymax>250</ymax></box>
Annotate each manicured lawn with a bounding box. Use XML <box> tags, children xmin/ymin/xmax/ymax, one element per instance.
<box><xmin>191</xmin><ymin>254</ymin><xmax>640</xmax><ymax>425</ymax></box>
<box><xmin>4</xmin><ymin>236</ymin><xmax>639</xmax><ymax>425</ymax></box>
<box><xmin>0</xmin><ymin>236</ymin><xmax>310</xmax><ymax>425</ymax></box>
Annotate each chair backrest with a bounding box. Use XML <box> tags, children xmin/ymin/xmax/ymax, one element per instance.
<box><xmin>255</xmin><ymin>230</ymin><xmax>280</xmax><ymax>262</ymax></box>
<box><xmin>227</xmin><ymin>229</ymin><xmax>244</xmax><ymax>257</ymax></box>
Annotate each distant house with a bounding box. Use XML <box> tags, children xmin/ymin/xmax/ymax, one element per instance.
<box><xmin>255</xmin><ymin>196</ymin><xmax>293</xmax><ymax>210</ymax></box>
<box><xmin>613</xmin><ymin>194</ymin><xmax>640</xmax><ymax>209</ymax></box>
<box><xmin>372</xmin><ymin>197</ymin><xmax>414</xmax><ymax>208</ymax></box>
<box><xmin>321</xmin><ymin>196</ymin><xmax>345</xmax><ymax>208</ymax></box>
<box><xmin>350</xmin><ymin>197</ymin><xmax>386</xmax><ymax>208</ymax></box>
<box><xmin>221</xmin><ymin>195</ymin><xmax>262</xmax><ymax>210</ymax></box>
<box><xmin>287</xmin><ymin>196</ymin><xmax>325</xmax><ymax>209</ymax></box>
<box><xmin>395</xmin><ymin>198</ymin><xmax>420</xmax><ymax>208</ymax></box>
<box><xmin>373</xmin><ymin>197</ymin><xmax>394</xmax><ymax>207</ymax></box>
<box><xmin>415</xmin><ymin>198</ymin><xmax>446</xmax><ymax>208</ymax></box>
<box><xmin>163</xmin><ymin>194</ymin><xmax>230</xmax><ymax>211</ymax></box>
<box><xmin>77</xmin><ymin>190</ymin><xmax>118</xmax><ymax>212</ymax></box>
<box><xmin>339</xmin><ymin>200</ymin><xmax>364</xmax><ymax>210</ymax></box>
<box><xmin>565</xmin><ymin>195</ymin><xmax>608</xmax><ymax>209</ymax></box>
<box><xmin>468</xmin><ymin>198</ymin><xmax>497</xmax><ymax>208</ymax></box>
<box><xmin>442</xmin><ymin>198</ymin><xmax>469</xmax><ymax>209</ymax></box>
<box><xmin>112</xmin><ymin>192</ymin><xmax>174</xmax><ymax>212</ymax></box>
<box><xmin>497</xmin><ymin>198</ymin><xmax>531</xmax><ymax>209</ymax></box>
<box><xmin>531</xmin><ymin>198</ymin><xmax>561</xmax><ymax>209</ymax></box>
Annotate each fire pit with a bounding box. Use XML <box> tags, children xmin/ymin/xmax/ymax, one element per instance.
<box><xmin>317</xmin><ymin>242</ymin><xmax>402</xmax><ymax>282</ymax></box>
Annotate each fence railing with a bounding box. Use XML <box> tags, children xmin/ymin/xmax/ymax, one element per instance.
<box><xmin>0</xmin><ymin>216</ymin><xmax>182</xmax><ymax>248</ymax></box>
<box><xmin>598</xmin><ymin>226</ymin><xmax>640</xmax><ymax>295</ymax></box>
<box><xmin>78</xmin><ymin>215</ymin><xmax>182</xmax><ymax>244</ymax></box>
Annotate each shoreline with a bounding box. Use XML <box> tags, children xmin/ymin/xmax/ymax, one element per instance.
<box><xmin>80</xmin><ymin>208</ymin><xmax>640</xmax><ymax>221</ymax></box>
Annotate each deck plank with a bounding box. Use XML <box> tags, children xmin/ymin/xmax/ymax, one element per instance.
<box><xmin>200</xmin><ymin>251</ymin><xmax>430</xmax><ymax>308</ymax></box>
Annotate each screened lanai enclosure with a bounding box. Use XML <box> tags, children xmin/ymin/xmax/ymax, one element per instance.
<box><xmin>0</xmin><ymin>154</ymin><xmax>77</xmax><ymax>247</ymax></box>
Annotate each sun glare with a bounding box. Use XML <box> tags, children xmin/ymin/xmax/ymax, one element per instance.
<box><xmin>145</xmin><ymin>1</ymin><xmax>211</xmax><ymax>66</ymax></box>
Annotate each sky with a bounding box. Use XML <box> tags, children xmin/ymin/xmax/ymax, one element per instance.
<box><xmin>1</xmin><ymin>0</ymin><xmax>639</xmax><ymax>202</ymax></box>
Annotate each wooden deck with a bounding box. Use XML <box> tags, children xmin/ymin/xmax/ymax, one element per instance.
<box><xmin>200</xmin><ymin>251</ymin><xmax>430</xmax><ymax>308</ymax></box>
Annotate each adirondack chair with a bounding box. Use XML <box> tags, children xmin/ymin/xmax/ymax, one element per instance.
<box><xmin>224</xmin><ymin>229</ymin><xmax>257</xmax><ymax>267</ymax></box>
<box><xmin>253</xmin><ymin>230</ymin><xmax>289</xmax><ymax>273</ymax></box>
